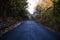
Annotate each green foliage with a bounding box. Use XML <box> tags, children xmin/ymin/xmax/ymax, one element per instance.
<box><xmin>36</xmin><ymin>0</ymin><xmax>60</xmax><ymax>32</ymax></box>
<box><xmin>0</xmin><ymin>0</ymin><xmax>28</xmax><ymax>21</ymax></box>
<box><xmin>53</xmin><ymin>0</ymin><xmax>60</xmax><ymax>25</ymax></box>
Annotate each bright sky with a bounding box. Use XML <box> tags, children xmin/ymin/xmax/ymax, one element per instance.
<box><xmin>26</xmin><ymin>0</ymin><xmax>52</xmax><ymax>14</ymax></box>
<box><xmin>27</xmin><ymin>0</ymin><xmax>38</xmax><ymax>14</ymax></box>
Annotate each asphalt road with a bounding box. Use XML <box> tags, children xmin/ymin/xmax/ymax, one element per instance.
<box><xmin>0</xmin><ymin>21</ymin><xmax>60</xmax><ymax>40</ymax></box>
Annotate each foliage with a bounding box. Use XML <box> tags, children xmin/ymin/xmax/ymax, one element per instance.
<box><xmin>0</xmin><ymin>0</ymin><xmax>28</xmax><ymax>21</ymax></box>
<box><xmin>0</xmin><ymin>0</ymin><xmax>29</xmax><ymax>30</ymax></box>
<box><xmin>35</xmin><ymin>0</ymin><xmax>60</xmax><ymax>33</ymax></box>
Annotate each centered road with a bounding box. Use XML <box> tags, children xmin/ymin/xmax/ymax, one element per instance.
<box><xmin>0</xmin><ymin>21</ymin><xmax>60</xmax><ymax>40</ymax></box>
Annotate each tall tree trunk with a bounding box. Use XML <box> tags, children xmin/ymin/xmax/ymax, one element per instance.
<box><xmin>3</xmin><ymin>2</ymin><xmax>7</xmax><ymax>23</ymax></box>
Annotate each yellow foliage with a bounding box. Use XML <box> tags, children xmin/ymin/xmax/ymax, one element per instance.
<box><xmin>37</xmin><ymin>0</ymin><xmax>53</xmax><ymax>9</ymax></box>
<box><xmin>46</xmin><ymin>0</ymin><xmax>53</xmax><ymax>8</ymax></box>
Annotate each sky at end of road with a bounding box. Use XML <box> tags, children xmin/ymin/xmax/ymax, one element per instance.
<box><xmin>26</xmin><ymin>0</ymin><xmax>53</xmax><ymax>14</ymax></box>
<box><xmin>26</xmin><ymin>0</ymin><xmax>38</xmax><ymax>14</ymax></box>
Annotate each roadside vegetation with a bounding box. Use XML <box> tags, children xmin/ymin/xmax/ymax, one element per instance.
<box><xmin>35</xmin><ymin>0</ymin><xmax>60</xmax><ymax>33</ymax></box>
<box><xmin>0</xmin><ymin>0</ymin><xmax>29</xmax><ymax>36</ymax></box>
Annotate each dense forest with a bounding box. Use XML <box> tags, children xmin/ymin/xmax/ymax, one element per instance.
<box><xmin>0</xmin><ymin>0</ymin><xmax>60</xmax><ymax>36</ymax></box>
<box><xmin>0</xmin><ymin>0</ymin><xmax>29</xmax><ymax>27</ymax></box>
<box><xmin>0</xmin><ymin>0</ymin><xmax>29</xmax><ymax>36</ymax></box>
<box><xmin>35</xmin><ymin>0</ymin><xmax>60</xmax><ymax>33</ymax></box>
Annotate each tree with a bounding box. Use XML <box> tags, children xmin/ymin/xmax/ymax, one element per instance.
<box><xmin>0</xmin><ymin>0</ymin><xmax>28</xmax><ymax>21</ymax></box>
<box><xmin>35</xmin><ymin>0</ymin><xmax>60</xmax><ymax>32</ymax></box>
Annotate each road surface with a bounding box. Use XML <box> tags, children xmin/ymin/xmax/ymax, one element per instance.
<box><xmin>0</xmin><ymin>21</ymin><xmax>60</xmax><ymax>40</ymax></box>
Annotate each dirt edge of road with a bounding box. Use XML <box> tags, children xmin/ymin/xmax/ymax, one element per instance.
<box><xmin>0</xmin><ymin>22</ymin><xmax>22</xmax><ymax>37</ymax></box>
